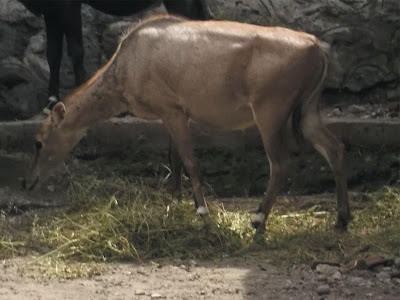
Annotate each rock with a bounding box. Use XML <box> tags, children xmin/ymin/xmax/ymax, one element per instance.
<box><xmin>317</xmin><ymin>274</ymin><xmax>327</xmax><ymax>281</ymax></box>
<box><xmin>364</xmin><ymin>255</ymin><xmax>387</xmax><ymax>269</ymax></box>
<box><xmin>150</xmin><ymin>293</ymin><xmax>165</xmax><ymax>299</ymax></box>
<box><xmin>388</xmin><ymin>111</ymin><xmax>399</xmax><ymax>118</ymax></box>
<box><xmin>188</xmin><ymin>259</ymin><xmax>199</xmax><ymax>267</ymax></box>
<box><xmin>135</xmin><ymin>290</ymin><xmax>146</xmax><ymax>295</ymax></box>
<box><xmin>23</xmin><ymin>31</ymin><xmax>49</xmax><ymax>81</ymax></box>
<box><xmin>376</xmin><ymin>271</ymin><xmax>391</xmax><ymax>281</ymax></box>
<box><xmin>349</xmin><ymin>276</ymin><xmax>363</xmax><ymax>286</ymax></box>
<box><xmin>136</xmin><ymin>268</ymin><xmax>148</xmax><ymax>276</ymax></box>
<box><xmin>328</xmin><ymin>107</ymin><xmax>342</xmax><ymax>117</ymax></box>
<box><xmin>356</xmin><ymin>255</ymin><xmax>392</xmax><ymax>270</ymax></box>
<box><xmin>284</xmin><ymin>279</ymin><xmax>295</xmax><ymax>289</ymax></box>
<box><xmin>347</xmin><ymin>105</ymin><xmax>367</xmax><ymax>114</ymax></box>
<box><xmin>316</xmin><ymin>284</ymin><xmax>330</xmax><ymax>295</ymax></box>
<box><xmin>331</xmin><ymin>271</ymin><xmax>342</xmax><ymax>281</ymax></box>
<box><xmin>388</xmin><ymin>101</ymin><xmax>400</xmax><ymax>112</ymax></box>
<box><xmin>365</xmin><ymin>280</ymin><xmax>374</xmax><ymax>288</ymax></box>
<box><xmin>27</xmin><ymin>31</ymin><xmax>47</xmax><ymax>54</ymax></box>
<box><xmin>394</xmin><ymin>257</ymin><xmax>400</xmax><ymax>268</ymax></box>
<box><xmin>0</xmin><ymin>0</ymin><xmax>42</xmax><ymax>25</ymax></box>
<box><xmin>316</xmin><ymin>264</ymin><xmax>339</xmax><ymax>276</ymax></box>
<box><xmin>344</xmin><ymin>289</ymin><xmax>355</xmax><ymax>297</ymax></box>
<box><xmin>0</xmin><ymin>57</ymin><xmax>46</xmax><ymax>119</ymax></box>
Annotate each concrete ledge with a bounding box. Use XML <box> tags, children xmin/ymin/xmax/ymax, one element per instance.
<box><xmin>325</xmin><ymin>118</ymin><xmax>400</xmax><ymax>148</ymax></box>
<box><xmin>1</xmin><ymin>117</ymin><xmax>400</xmax><ymax>153</ymax></box>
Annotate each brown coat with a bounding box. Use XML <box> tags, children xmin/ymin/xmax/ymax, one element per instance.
<box><xmin>26</xmin><ymin>16</ymin><xmax>351</xmax><ymax>234</ymax></box>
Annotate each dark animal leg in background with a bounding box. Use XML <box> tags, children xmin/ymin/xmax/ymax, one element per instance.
<box><xmin>65</xmin><ymin>4</ymin><xmax>85</xmax><ymax>87</ymax></box>
<box><xmin>44</xmin><ymin>12</ymin><xmax>64</xmax><ymax>103</ymax></box>
<box><xmin>43</xmin><ymin>3</ymin><xmax>85</xmax><ymax>114</ymax></box>
<box><xmin>168</xmin><ymin>137</ymin><xmax>183</xmax><ymax>199</ymax></box>
<box><xmin>164</xmin><ymin>0</ymin><xmax>207</xmax><ymax>20</ymax></box>
<box><xmin>163</xmin><ymin>109</ymin><xmax>208</xmax><ymax>214</ymax></box>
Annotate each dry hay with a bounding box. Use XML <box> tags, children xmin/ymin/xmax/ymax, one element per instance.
<box><xmin>1</xmin><ymin>175</ymin><xmax>399</xmax><ymax>279</ymax></box>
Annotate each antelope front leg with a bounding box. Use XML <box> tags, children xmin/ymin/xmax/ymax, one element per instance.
<box><xmin>168</xmin><ymin>137</ymin><xmax>183</xmax><ymax>199</ymax></box>
<box><xmin>162</xmin><ymin>110</ymin><xmax>209</xmax><ymax>215</ymax></box>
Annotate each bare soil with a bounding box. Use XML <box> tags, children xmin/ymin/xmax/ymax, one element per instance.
<box><xmin>1</xmin><ymin>256</ymin><xmax>399</xmax><ymax>300</ymax></box>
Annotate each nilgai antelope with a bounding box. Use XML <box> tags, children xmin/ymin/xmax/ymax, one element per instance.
<box><xmin>23</xmin><ymin>15</ymin><xmax>352</xmax><ymax>234</ymax></box>
<box><xmin>18</xmin><ymin>0</ymin><xmax>208</xmax><ymax>112</ymax></box>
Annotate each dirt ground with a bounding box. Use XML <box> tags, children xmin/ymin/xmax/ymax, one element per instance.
<box><xmin>0</xmin><ymin>189</ymin><xmax>399</xmax><ymax>300</ymax></box>
<box><xmin>0</xmin><ymin>255</ymin><xmax>399</xmax><ymax>300</ymax></box>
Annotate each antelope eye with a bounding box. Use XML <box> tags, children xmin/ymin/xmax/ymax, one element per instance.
<box><xmin>35</xmin><ymin>140</ymin><xmax>43</xmax><ymax>150</ymax></box>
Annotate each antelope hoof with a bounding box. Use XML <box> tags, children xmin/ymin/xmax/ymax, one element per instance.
<box><xmin>196</xmin><ymin>206</ymin><xmax>209</xmax><ymax>216</ymax></box>
<box><xmin>251</xmin><ymin>212</ymin><xmax>265</xmax><ymax>229</ymax></box>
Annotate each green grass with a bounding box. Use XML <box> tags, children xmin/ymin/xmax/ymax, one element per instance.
<box><xmin>0</xmin><ymin>174</ymin><xmax>399</xmax><ymax>278</ymax></box>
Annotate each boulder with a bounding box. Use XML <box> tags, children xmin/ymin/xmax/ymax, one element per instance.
<box><xmin>0</xmin><ymin>57</ymin><xmax>46</xmax><ymax>119</ymax></box>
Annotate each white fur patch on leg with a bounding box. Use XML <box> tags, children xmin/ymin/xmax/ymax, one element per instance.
<box><xmin>251</xmin><ymin>212</ymin><xmax>265</xmax><ymax>224</ymax></box>
<box><xmin>197</xmin><ymin>206</ymin><xmax>209</xmax><ymax>215</ymax></box>
<box><xmin>48</xmin><ymin>95</ymin><xmax>59</xmax><ymax>103</ymax></box>
<box><xmin>43</xmin><ymin>107</ymin><xmax>51</xmax><ymax>115</ymax></box>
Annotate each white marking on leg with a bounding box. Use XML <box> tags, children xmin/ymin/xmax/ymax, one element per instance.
<box><xmin>43</xmin><ymin>107</ymin><xmax>51</xmax><ymax>115</ymax></box>
<box><xmin>48</xmin><ymin>95</ymin><xmax>59</xmax><ymax>103</ymax></box>
<box><xmin>197</xmin><ymin>206</ymin><xmax>209</xmax><ymax>215</ymax></box>
<box><xmin>252</xmin><ymin>212</ymin><xmax>265</xmax><ymax>224</ymax></box>
<box><xmin>43</xmin><ymin>96</ymin><xmax>59</xmax><ymax>115</ymax></box>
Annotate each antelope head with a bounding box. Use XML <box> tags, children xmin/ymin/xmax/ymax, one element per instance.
<box><xmin>23</xmin><ymin>103</ymin><xmax>70</xmax><ymax>190</ymax></box>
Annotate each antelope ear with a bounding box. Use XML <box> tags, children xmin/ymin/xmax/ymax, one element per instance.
<box><xmin>51</xmin><ymin>102</ymin><xmax>66</xmax><ymax>126</ymax></box>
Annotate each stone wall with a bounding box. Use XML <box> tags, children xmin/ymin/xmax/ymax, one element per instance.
<box><xmin>0</xmin><ymin>0</ymin><xmax>162</xmax><ymax>119</ymax></box>
<box><xmin>0</xmin><ymin>0</ymin><xmax>399</xmax><ymax>119</ymax></box>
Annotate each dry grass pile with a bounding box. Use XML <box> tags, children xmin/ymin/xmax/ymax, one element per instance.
<box><xmin>263</xmin><ymin>186</ymin><xmax>400</xmax><ymax>264</ymax></box>
<box><xmin>0</xmin><ymin>175</ymin><xmax>399</xmax><ymax>278</ymax></box>
<box><xmin>1</xmin><ymin>176</ymin><xmax>251</xmax><ymax>277</ymax></box>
